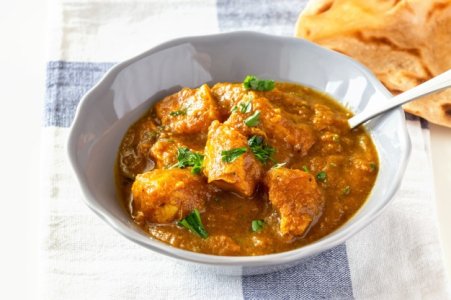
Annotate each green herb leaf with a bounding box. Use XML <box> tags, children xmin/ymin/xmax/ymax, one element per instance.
<box><xmin>272</xmin><ymin>162</ymin><xmax>287</xmax><ymax>169</ymax></box>
<box><xmin>221</xmin><ymin>147</ymin><xmax>247</xmax><ymax>163</ymax></box>
<box><xmin>342</xmin><ymin>185</ymin><xmax>351</xmax><ymax>196</ymax></box>
<box><xmin>248</xmin><ymin>135</ymin><xmax>264</xmax><ymax>147</ymax></box>
<box><xmin>316</xmin><ymin>171</ymin><xmax>327</xmax><ymax>182</ymax></box>
<box><xmin>244</xmin><ymin>110</ymin><xmax>261</xmax><ymax>127</ymax></box>
<box><xmin>169</xmin><ymin>108</ymin><xmax>187</xmax><ymax>117</ymax></box>
<box><xmin>243</xmin><ymin>75</ymin><xmax>275</xmax><ymax>91</ymax></box>
<box><xmin>251</xmin><ymin>219</ymin><xmax>265</xmax><ymax>232</ymax></box>
<box><xmin>231</xmin><ymin>106</ymin><xmax>238</xmax><ymax>113</ymax></box>
<box><xmin>248</xmin><ymin>135</ymin><xmax>275</xmax><ymax>164</ymax></box>
<box><xmin>302</xmin><ymin>165</ymin><xmax>309</xmax><ymax>173</ymax></box>
<box><xmin>239</xmin><ymin>100</ymin><xmax>252</xmax><ymax>113</ymax></box>
<box><xmin>178</xmin><ymin>209</ymin><xmax>208</xmax><ymax>239</ymax></box>
<box><xmin>369</xmin><ymin>162</ymin><xmax>377</xmax><ymax>172</ymax></box>
<box><xmin>174</xmin><ymin>147</ymin><xmax>204</xmax><ymax>174</ymax></box>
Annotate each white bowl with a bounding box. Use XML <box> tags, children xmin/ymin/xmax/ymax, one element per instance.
<box><xmin>67</xmin><ymin>31</ymin><xmax>410</xmax><ymax>275</ymax></box>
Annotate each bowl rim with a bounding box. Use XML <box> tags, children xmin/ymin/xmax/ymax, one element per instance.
<box><xmin>67</xmin><ymin>31</ymin><xmax>411</xmax><ymax>267</ymax></box>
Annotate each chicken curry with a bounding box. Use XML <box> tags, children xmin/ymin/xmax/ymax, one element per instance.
<box><xmin>116</xmin><ymin>76</ymin><xmax>378</xmax><ymax>256</ymax></box>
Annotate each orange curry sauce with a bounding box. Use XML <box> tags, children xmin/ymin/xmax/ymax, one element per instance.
<box><xmin>116</xmin><ymin>82</ymin><xmax>378</xmax><ymax>256</ymax></box>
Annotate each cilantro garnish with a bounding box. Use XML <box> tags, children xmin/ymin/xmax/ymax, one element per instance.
<box><xmin>251</xmin><ymin>219</ymin><xmax>265</xmax><ymax>232</ymax></box>
<box><xmin>173</xmin><ymin>147</ymin><xmax>204</xmax><ymax>174</ymax></box>
<box><xmin>169</xmin><ymin>108</ymin><xmax>187</xmax><ymax>117</ymax></box>
<box><xmin>316</xmin><ymin>171</ymin><xmax>327</xmax><ymax>182</ymax></box>
<box><xmin>272</xmin><ymin>162</ymin><xmax>287</xmax><ymax>169</ymax></box>
<box><xmin>178</xmin><ymin>209</ymin><xmax>208</xmax><ymax>239</ymax></box>
<box><xmin>244</xmin><ymin>110</ymin><xmax>261</xmax><ymax>127</ymax></box>
<box><xmin>248</xmin><ymin>135</ymin><xmax>275</xmax><ymax>164</ymax></box>
<box><xmin>369</xmin><ymin>162</ymin><xmax>377</xmax><ymax>172</ymax></box>
<box><xmin>342</xmin><ymin>185</ymin><xmax>351</xmax><ymax>196</ymax></box>
<box><xmin>243</xmin><ymin>75</ymin><xmax>275</xmax><ymax>91</ymax></box>
<box><xmin>221</xmin><ymin>147</ymin><xmax>247</xmax><ymax>163</ymax></box>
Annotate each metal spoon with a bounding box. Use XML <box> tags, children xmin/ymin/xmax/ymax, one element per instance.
<box><xmin>348</xmin><ymin>69</ymin><xmax>451</xmax><ymax>129</ymax></box>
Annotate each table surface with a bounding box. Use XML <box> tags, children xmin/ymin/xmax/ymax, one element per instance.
<box><xmin>0</xmin><ymin>1</ymin><xmax>450</xmax><ymax>299</ymax></box>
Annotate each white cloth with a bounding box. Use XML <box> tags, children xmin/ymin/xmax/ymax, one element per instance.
<box><xmin>40</xmin><ymin>0</ymin><xmax>451</xmax><ymax>299</ymax></box>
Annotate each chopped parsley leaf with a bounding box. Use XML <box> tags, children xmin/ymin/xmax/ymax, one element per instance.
<box><xmin>169</xmin><ymin>108</ymin><xmax>187</xmax><ymax>117</ymax></box>
<box><xmin>243</xmin><ymin>75</ymin><xmax>275</xmax><ymax>91</ymax></box>
<box><xmin>221</xmin><ymin>147</ymin><xmax>247</xmax><ymax>163</ymax></box>
<box><xmin>251</xmin><ymin>219</ymin><xmax>265</xmax><ymax>232</ymax></box>
<box><xmin>369</xmin><ymin>162</ymin><xmax>377</xmax><ymax>172</ymax></box>
<box><xmin>272</xmin><ymin>162</ymin><xmax>287</xmax><ymax>169</ymax></box>
<box><xmin>343</xmin><ymin>185</ymin><xmax>351</xmax><ymax>196</ymax></box>
<box><xmin>244</xmin><ymin>110</ymin><xmax>261</xmax><ymax>127</ymax></box>
<box><xmin>248</xmin><ymin>135</ymin><xmax>275</xmax><ymax>164</ymax></box>
<box><xmin>316</xmin><ymin>171</ymin><xmax>327</xmax><ymax>182</ymax></box>
<box><xmin>302</xmin><ymin>165</ymin><xmax>309</xmax><ymax>173</ymax></box>
<box><xmin>178</xmin><ymin>209</ymin><xmax>208</xmax><ymax>239</ymax></box>
<box><xmin>239</xmin><ymin>100</ymin><xmax>253</xmax><ymax>113</ymax></box>
<box><xmin>173</xmin><ymin>147</ymin><xmax>204</xmax><ymax>174</ymax></box>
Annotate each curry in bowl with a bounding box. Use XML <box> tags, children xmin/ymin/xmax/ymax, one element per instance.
<box><xmin>116</xmin><ymin>76</ymin><xmax>378</xmax><ymax>256</ymax></box>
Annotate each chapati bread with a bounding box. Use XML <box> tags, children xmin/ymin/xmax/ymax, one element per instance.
<box><xmin>295</xmin><ymin>0</ymin><xmax>451</xmax><ymax>127</ymax></box>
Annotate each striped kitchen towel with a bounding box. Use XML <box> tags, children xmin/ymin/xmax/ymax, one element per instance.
<box><xmin>40</xmin><ymin>0</ymin><xmax>451</xmax><ymax>299</ymax></box>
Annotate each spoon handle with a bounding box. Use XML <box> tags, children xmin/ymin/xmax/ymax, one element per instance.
<box><xmin>348</xmin><ymin>69</ymin><xmax>451</xmax><ymax>129</ymax></box>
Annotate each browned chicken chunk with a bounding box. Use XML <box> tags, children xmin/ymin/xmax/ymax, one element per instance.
<box><xmin>203</xmin><ymin>121</ymin><xmax>263</xmax><ymax>196</ymax></box>
<box><xmin>118</xmin><ymin>116</ymin><xmax>159</xmax><ymax>178</ymax></box>
<box><xmin>253</xmin><ymin>96</ymin><xmax>316</xmax><ymax>155</ymax></box>
<box><xmin>131</xmin><ymin>169</ymin><xmax>212</xmax><ymax>223</ymax></box>
<box><xmin>211</xmin><ymin>82</ymin><xmax>250</xmax><ymax>117</ymax></box>
<box><xmin>149</xmin><ymin>138</ymin><xmax>182</xmax><ymax>169</ymax></box>
<box><xmin>265</xmin><ymin>168</ymin><xmax>324</xmax><ymax>238</ymax></box>
<box><xmin>155</xmin><ymin>84</ymin><xmax>221</xmax><ymax>134</ymax></box>
<box><xmin>149</xmin><ymin>135</ymin><xmax>205</xmax><ymax>169</ymax></box>
<box><xmin>224</xmin><ymin>95</ymin><xmax>316</xmax><ymax>162</ymax></box>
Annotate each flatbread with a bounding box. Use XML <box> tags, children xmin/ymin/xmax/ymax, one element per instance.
<box><xmin>295</xmin><ymin>0</ymin><xmax>451</xmax><ymax>127</ymax></box>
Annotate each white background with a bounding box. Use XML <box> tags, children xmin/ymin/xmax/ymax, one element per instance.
<box><xmin>0</xmin><ymin>1</ymin><xmax>450</xmax><ymax>299</ymax></box>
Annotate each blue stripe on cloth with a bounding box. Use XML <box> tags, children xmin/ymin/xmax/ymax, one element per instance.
<box><xmin>243</xmin><ymin>244</ymin><xmax>354</xmax><ymax>300</ymax></box>
<box><xmin>45</xmin><ymin>61</ymin><xmax>114</xmax><ymax>127</ymax></box>
<box><xmin>216</xmin><ymin>0</ymin><xmax>308</xmax><ymax>36</ymax></box>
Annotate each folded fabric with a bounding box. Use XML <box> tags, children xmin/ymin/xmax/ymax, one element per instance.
<box><xmin>40</xmin><ymin>0</ymin><xmax>451</xmax><ymax>299</ymax></box>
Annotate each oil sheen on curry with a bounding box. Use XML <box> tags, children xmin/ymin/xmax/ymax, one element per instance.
<box><xmin>116</xmin><ymin>76</ymin><xmax>378</xmax><ymax>256</ymax></box>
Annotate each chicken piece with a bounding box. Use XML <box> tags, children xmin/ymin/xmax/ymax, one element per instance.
<box><xmin>155</xmin><ymin>84</ymin><xmax>221</xmax><ymax>134</ymax></box>
<box><xmin>203</xmin><ymin>121</ymin><xmax>263</xmax><ymax>197</ymax></box>
<box><xmin>265</xmin><ymin>168</ymin><xmax>324</xmax><ymax>237</ymax></box>
<box><xmin>149</xmin><ymin>135</ymin><xmax>205</xmax><ymax>169</ymax></box>
<box><xmin>149</xmin><ymin>138</ymin><xmax>180</xmax><ymax>169</ymax></box>
<box><xmin>118</xmin><ymin>116</ymin><xmax>159</xmax><ymax>178</ymax></box>
<box><xmin>131</xmin><ymin>169</ymin><xmax>212</xmax><ymax>223</ymax></box>
<box><xmin>254</xmin><ymin>97</ymin><xmax>316</xmax><ymax>155</ymax></box>
<box><xmin>224</xmin><ymin>96</ymin><xmax>316</xmax><ymax>159</ymax></box>
<box><xmin>258</xmin><ymin>85</ymin><xmax>315</xmax><ymax>122</ymax></box>
<box><xmin>211</xmin><ymin>82</ymin><xmax>250</xmax><ymax>117</ymax></box>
